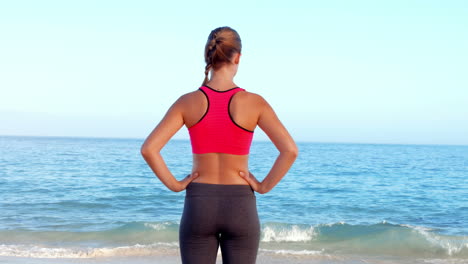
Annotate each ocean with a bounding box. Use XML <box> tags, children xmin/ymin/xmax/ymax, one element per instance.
<box><xmin>0</xmin><ymin>135</ymin><xmax>467</xmax><ymax>263</ymax></box>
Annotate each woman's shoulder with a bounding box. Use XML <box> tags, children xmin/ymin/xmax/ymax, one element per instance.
<box><xmin>174</xmin><ymin>89</ymin><xmax>205</xmax><ymax>105</ymax></box>
<box><xmin>237</xmin><ymin>89</ymin><xmax>269</xmax><ymax>107</ymax></box>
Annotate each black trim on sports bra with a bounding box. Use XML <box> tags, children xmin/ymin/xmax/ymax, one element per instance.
<box><xmin>204</xmin><ymin>85</ymin><xmax>240</xmax><ymax>93</ymax></box>
<box><xmin>190</xmin><ymin>88</ymin><xmax>210</xmax><ymax>128</ymax></box>
<box><xmin>228</xmin><ymin>93</ymin><xmax>255</xmax><ymax>133</ymax></box>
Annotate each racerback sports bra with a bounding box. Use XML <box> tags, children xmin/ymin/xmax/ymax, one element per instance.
<box><xmin>188</xmin><ymin>85</ymin><xmax>254</xmax><ymax>155</ymax></box>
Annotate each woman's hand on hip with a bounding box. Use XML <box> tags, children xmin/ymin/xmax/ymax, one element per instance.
<box><xmin>173</xmin><ymin>172</ymin><xmax>199</xmax><ymax>192</ymax></box>
<box><xmin>239</xmin><ymin>171</ymin><xmax>266</xmax><ymax>194</ymax></box>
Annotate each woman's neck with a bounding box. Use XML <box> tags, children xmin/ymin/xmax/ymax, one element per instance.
<box><xmin>207</xmin><ymin>66</ymin><xmax>238</xmax><ymax>90</ymax></box>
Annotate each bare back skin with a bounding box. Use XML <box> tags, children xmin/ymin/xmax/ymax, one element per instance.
<box><xmin>141</xmin><ymin>26</ymin><xmax>297</xmax><ymax>264</ymax></box>
<box><xmin>181</xmin><ymin>84</ymin><xmax>261</xmax><ymax>185</ymax></box>
<box><xmin>141</xmin><ymin>52</ymin><xmax>297</xmax><ymax>194</ymax></box>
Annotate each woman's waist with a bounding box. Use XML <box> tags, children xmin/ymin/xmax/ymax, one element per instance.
<box><xmin>185</xmin><ymin>182</ymin><xmax>254</xmax><ymax>197</ymax></box>
<box><xmin>190</xmin><ymin>169</ymin><xmax>249</xmax><ymax>185</ymax></box>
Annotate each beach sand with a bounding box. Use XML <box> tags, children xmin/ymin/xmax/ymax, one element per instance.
<box><xmin>0</xmin><ymin>252</ymin><xmax>432</xmax><ymax>264</ymax></box>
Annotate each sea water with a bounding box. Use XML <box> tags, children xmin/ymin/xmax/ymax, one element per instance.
<box><xmin>0</xmin><ymin>135</ymin><xmax>467</xmax><ymax>262</ymax></box>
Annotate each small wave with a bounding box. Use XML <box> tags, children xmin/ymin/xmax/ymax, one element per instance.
<box><xmin>261</xmin><ymin>223</ymin><xmax>316</xmax><ymax>242</ymax></box>
<box><xmin>143</xmin><ymin>221</ymin><xmax>174</xmax><ymax>231</ymax></box>
<box><xmin>0</xmin><ymin>243</ymin><xmax>179</xmax><ymax>258</ymax></box>
<box><xmin>0</xmin><ymin>221</ymin><xmax>467</xmax><ymax>259</ymax></box>
<box><xmin>259</xmin><ymin>221</ymin><xmax>468</xmax><ymax>258</ymax></box>
<box><xmin>402</xmin><ymin>224</ymin><xmax>468</xmax><ymax>256</ymax></box>
<box><xmin>0</xmin><ymin>243</ymin><xmax>331</xmax><ymax>259</ymax></box>
<box><xmin>0</xmin><ymin>221</ymin><xmax>180</xmax><ymax>246</ymax></box>
<box><xmin>313</xmin><ymin>222</ymin><xmax>468</xmax><ymax>258</ymax></box>
<box><xmin>260</xmin><ymin>248</ymin><xmax>324</xmax><ymax>256</ymax></box>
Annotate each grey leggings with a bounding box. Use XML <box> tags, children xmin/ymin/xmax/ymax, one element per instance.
<box><xmin>179</xmin><ymin>182</ymin><xmax>260</xmax><ymax>264</ymax></box>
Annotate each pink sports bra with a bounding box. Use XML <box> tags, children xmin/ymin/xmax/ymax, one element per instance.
<box><xmin>188</xmin><ymin>85</ymin><xmax>254</xmax><ymax>155</ymax></box>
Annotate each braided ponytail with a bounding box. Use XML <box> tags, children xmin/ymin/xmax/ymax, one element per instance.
<box><xmin>202</xmin><ymin>36</ymin><xmax>217</xmax><ymax>86</ymax></box>
<box><xmin>201</xmin><ymin>27</ymin><xmax>242</xmax><ymax>86</ymax></box>
<box><xmin>202</xmin><ymin>64</ymin><xmax>212</xmax><ymax>86</ymax></box>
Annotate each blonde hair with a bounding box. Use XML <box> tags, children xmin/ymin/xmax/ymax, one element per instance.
<box><xmin>202</xmin><ymin>26</ymin><xmax>242</xmax><ymax>86</ymax></box>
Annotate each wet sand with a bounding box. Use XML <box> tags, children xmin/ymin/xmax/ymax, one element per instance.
<box><xmin>0</xmin><ymin>252</ymin><xmax>439</xmax><ymax>264</ymax></box>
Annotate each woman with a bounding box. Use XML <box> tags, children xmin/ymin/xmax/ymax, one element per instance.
<box><xmin>140</xmin><ymin>26</ymin><xmax>297</xmax><ymax>264</ymax></box>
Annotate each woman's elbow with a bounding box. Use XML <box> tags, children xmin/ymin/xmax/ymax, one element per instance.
<box><xmin>141</xmin><ymin>142</ymin><xmax>163</xmax><ymax>157</ymax></box>
<box><xmin>140</xmin><ymin>144</ymin><xmax>152</xmax><ymax>157</ymax></box>
<box><xmin>282</xmin><ymin>144</ymin><xmax>298</xmax><ymax>159</ymax></box>
<box><xmin>290</xmin><ymin>145</ymin><xmax>299</xmax><ymax>159</ymax></box>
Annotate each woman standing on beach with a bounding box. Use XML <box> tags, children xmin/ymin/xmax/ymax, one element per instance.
<box><xmin>140</xmin><ymin>26</ymin><xmax>297</xmax><ymax>264</ymax></box>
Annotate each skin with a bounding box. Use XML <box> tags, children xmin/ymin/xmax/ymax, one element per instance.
<box><xmin>140</xmin><ymin>52</ymin><xmax>298</xmax><ymax>194</ymax></box>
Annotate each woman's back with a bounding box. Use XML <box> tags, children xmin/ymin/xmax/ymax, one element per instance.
<box><xmin>181</xmin><ymin>83</ymin><xmax>264</xmax><ymax>184</ymax></box>
<box><xmin>141</xmin><ymin>26</ymin><xmax>297</xmax><ymax>264</ymax></box>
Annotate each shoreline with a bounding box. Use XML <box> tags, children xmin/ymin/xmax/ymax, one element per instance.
<box><xmin>0</xmin><ymin>252</ymin><xmax>463</xmax><ymax>264</ymax></box>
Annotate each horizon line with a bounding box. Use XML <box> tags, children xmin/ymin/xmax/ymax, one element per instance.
<box><xmin>1</xmin><ymin>134</ymin><xmax>467</xmax><ymax>147</ymax></box>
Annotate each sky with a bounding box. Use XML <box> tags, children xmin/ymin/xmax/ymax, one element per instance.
<box><xmin>0</xmin><ymin>0</ymin><xmax>467</xmax><ymax>145</ymax></box>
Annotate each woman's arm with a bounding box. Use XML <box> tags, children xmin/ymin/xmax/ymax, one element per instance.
<box><xmin>140</xmin><ymin>96</ymin><xmax>198</xmax><ymax>192</ymax></box>
<box><xmin>240</xmin><ymin>96</ymin><xmax>298</xmax><ymax>194</ymax></box>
